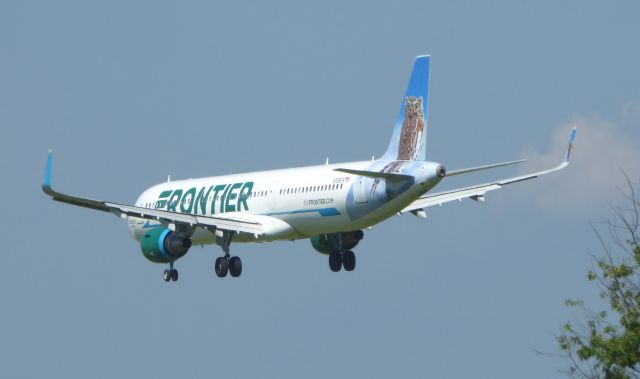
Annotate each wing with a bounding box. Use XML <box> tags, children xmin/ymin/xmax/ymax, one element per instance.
<box><xmin>42</xmin><ymin>150</ymin><xmax>264</xmax><ymax>236</ymax></box>
<box><xmin>403</xmin><ymin>127</ymin><xmax>576</xmax><ymax>211</ymax></box>
<box><xmin>444</xmin><ymin>159</ymin><xmax>526</xmax><ymax>177</ymax></box>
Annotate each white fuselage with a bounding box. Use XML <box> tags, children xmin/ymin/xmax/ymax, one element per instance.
<box><xmin>128</xmin><ymin>159</ymin><xmax>443</xmax><ymax>246</ymax></box>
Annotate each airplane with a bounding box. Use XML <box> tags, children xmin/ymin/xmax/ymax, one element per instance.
<box><xmin>42</xmin><ymin>55</ymin><xmax>576</xmax><ymax>282</ymax></box>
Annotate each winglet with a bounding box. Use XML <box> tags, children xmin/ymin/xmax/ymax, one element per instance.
<box><xmin>564</xmin><ymin>126</ymin><xmax>577</xmax><ymax>163</ymax></box>
<box><xmin>43</xmin><ymin>149</ymin><xmax>54</xmax><ymax>195</ymax></box>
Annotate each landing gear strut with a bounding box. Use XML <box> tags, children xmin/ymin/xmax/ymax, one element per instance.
<box><xmin>163</xmin><ymin>262</ymin><xmax>179</xmax><ymax>282</ymax></box>
<box><xmin>214</xmin><ymin>231</ymin><xmax>243</xmax><ymax>278</ymax></box>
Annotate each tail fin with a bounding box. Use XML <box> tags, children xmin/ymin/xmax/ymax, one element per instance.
<box><xmin>381</xmin><ymin>55</ymin><xmax>430</xmax><ymax>161</ymax></box>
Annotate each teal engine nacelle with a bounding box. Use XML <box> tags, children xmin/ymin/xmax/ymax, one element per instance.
<box><xmin>140</xmin><ymin>228</ymin><xmax>192</xmax><ymax>263</ymax></box>
<box><xmin>310</xmin><ymin>230</ymin><xmax>364</xmax><ymax>255</ymax></box>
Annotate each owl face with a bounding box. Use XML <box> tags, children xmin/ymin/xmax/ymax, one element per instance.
<box><xmin>404</xmin><ymin>96</ymin><xmax>423</xmax><ymax>117</ymax></box>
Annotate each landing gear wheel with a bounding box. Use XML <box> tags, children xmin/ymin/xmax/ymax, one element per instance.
<box><xmin>342</xmin><ymin>250</ymin><xmax>356</xmax><ymax>271</ymax></box>
<box><xmin>229</xmin><ymin>256</ymin><xmax>242</xmax><ymax>277</ymax></box>
<box><xmin>170</xmin><ymin>269</ymin><xmax>179</xmax><ymax>281</ymax></box>
<box><xmin>215</xmin><ymin>256</ymin><xmax>229</xmax><ymax>278</ymax></box>
<box><xmin>163</xmin><ymin>269</ymin><xmax>171</xmax><ymax>282</ymax></box>
<box><xmin>329</xmin><ymin>251</ymin><xmax>342</xmax><ymax>272</ymax></box>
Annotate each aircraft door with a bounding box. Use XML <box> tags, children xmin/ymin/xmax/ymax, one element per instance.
<box><xmin>268</xmin><ymin>182</ymin><xmax>279</xmax><ymax>210</ymax></box>
<box><xmin>354</xmin><ymin>176</ymin><xmax>368</xmax><ymax>203</ymax></box>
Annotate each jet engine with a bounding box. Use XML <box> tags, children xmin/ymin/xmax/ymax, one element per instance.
<box><xmin>140</xmin><ymin>227</ymin><xmax>192</xmax><ymax>263</ymax></box>
<box><xmin>310</xmin><ymin>230</ymin><xmax>364</xmax><ymax>255</ymax></box>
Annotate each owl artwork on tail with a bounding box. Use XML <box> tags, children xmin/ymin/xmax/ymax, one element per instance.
<box><xmin>397</xmin><ymin>96</ymin><xmax>424</xmax><ymax>161</ymax></box>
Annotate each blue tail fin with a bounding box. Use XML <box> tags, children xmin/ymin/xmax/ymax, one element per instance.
<box><xmin>381</xmin><ymin>55</ymin><xmax>430</xmax><ymax>161</ymax></box>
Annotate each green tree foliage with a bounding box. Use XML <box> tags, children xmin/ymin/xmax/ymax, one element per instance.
<box><xmin>559</xmin><ymin>175</ymin><xmax>640</xmax><ymax>378</ymax></box>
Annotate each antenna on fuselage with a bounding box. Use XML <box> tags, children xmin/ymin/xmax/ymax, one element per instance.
<box><xmin>167</xmin><ymin>175</ymin><xmax>171</xmax><ymax>182</ymax></box>
<box><xmin>325</xmin><ymin>157</ymin><xmax>329</xmax><ymax>165</ymax></box>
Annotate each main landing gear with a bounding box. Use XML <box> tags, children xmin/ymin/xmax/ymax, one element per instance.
<box><xmin>326</xmin><ymin>232</ymin><xmax>357</xmax><ymax>272</ymax></box>
<box><xmin>163</xmin><ymin>261</ymin><xmax>179</xmax><ymax>282</ymax></box>
<box><xmin>214</xmin><ymin>231</ymin><xmax>243</xmax><ymax>278</ymax></box>
<box><xmin>214</xmin><ymin>255</ymin><xmax>242</xmax><ymax>278</ymax></box>
<box><xmin>329</xmin><ymin>250</ymin><xmax>356</xmax><ymax>272</ymax></box>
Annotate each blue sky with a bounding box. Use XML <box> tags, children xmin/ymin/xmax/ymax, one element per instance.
<box><xmin>1</xmin><ymin>1</ymin><xmax>640</xmax><ymax>378</ymax></box>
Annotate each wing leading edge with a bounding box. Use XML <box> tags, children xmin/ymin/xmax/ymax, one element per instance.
<box><xmin>42</xmin><ymin>151</ymin><xmax>265</xmax><ymax>236</ymax></box>
<box><xmin>403</xmin><ymin>127</ymin><xmax>576</xmax><ymax>211</ymax></box>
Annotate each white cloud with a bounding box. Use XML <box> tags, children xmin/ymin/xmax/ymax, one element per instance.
<box><xmin>515</xmin><ymin>105</ymin><xmax>640</xmax><ymax>214</ymax></box>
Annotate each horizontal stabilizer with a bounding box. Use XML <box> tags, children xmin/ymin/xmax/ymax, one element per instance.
<box><xmin>334</xmin><ymin>168</ymin><xmax>413</xmax><ymax>181</ymax></box>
